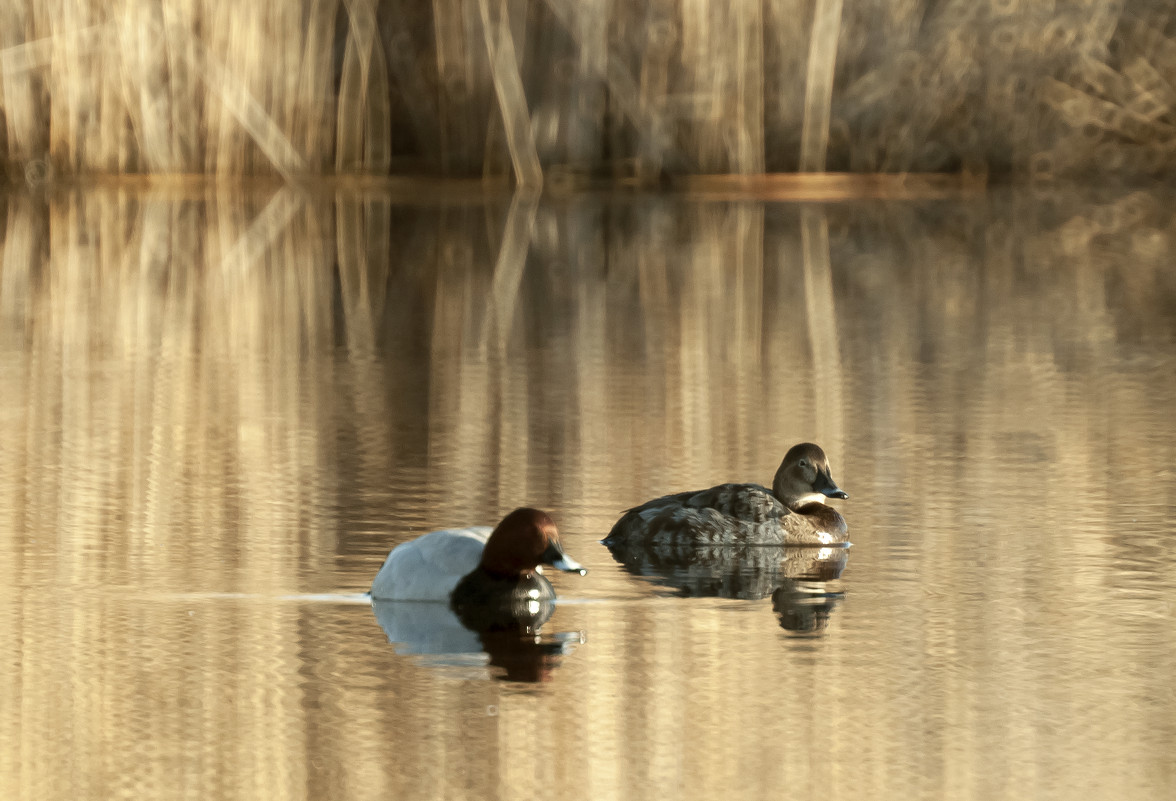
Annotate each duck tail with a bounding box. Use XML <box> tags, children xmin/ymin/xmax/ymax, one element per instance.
<box><xmin>602</xmin><ymin>508</ymin><xmax>643</xmax><ymax>546</ymax></box>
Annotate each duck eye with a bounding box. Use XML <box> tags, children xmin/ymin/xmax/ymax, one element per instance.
<box><xmin>798</xmin><ymin>459</ymin><xmax>808</xmax><ymax>467</ymax></box>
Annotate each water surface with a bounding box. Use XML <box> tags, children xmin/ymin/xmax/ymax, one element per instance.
<box><xmin>1</xmin><ymin>185</ymin><xmax>1174</xmax><ymax>800</ymax></box>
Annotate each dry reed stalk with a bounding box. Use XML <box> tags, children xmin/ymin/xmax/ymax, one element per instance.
<box><xmin>762</xmin><ymin>0</ymin><xmax>811</xmax><ymax>172</ymax></box>
<box><xmin>634</xmin><ymin>0</ymin><xmax>674</xmax><ymax>178</ymax></box>
<box><xmin>542</xmin><ymin>0</ymin><xmax>682</xmax><ymax>179</ymax></box>
<box><xmin>679</xmin><ymin>2</ymin><xmax>767</xmax><ymax>174</ymax></box>
<box><xmin>432</xmin><ymin>0</ymin><xmax>492</xmax><ymax>175</ymax></box>
<box><xmin>132</xmin><ymin>6</ymin><xmax>179</xmax><ymax>171</ymax></box>
<box><xmin>680</xmin><ymin>1</ymin><xmax>720</xmax><ymax>171</ymax></box>
<box><xmin>564</xmin><ymin>0</ymin><xmax>607</xmax><ymax>170</ymax></box>
<box><xmin>336</xmin><ymin>0</ymin><xmax>392</xmax><ymax>173</ymax></box>
<box><xmin>734</xmin><ymin>0</ymin><xmax>765</xmax><ymax>175</ymax></box>
<box><xmin>198</xmin><ymin>12</ymin><xmax>307</xmax><ymax>177</ymax></box>
<box><xmin>383</xmin><ymin>3</ymin><xmax>441</xmax><ymax>170</ymax></box>
<box><xmin>477</xmin><ymin>0</ymin><xmax>542</xmax><ymax>187</ymax></box>
<box><xmin>0</xmin><ymin>6</ymin><xmax>39</xmax><ymax>162</ymax></box>
<box><xmin>799</xmin><ymin>0</ymin><xmax>843</xmax><ymax>172</ymax></box>
<box><xmin>205</xmin><ymin>6</ymin><xmax>245</xmax><ymax>173</ymax></box>
<box><xmin>2</xmin><ymin>23</ymin><xmax>104</xmax><ymax>163</ymax></box>
<box><xmin>297</xmin><ymin>0</ymin><xmax>340</xmax><ymax>170</ymax></box>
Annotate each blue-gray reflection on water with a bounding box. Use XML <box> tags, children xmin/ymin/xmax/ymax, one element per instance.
<box><xmin>372</xmin><ymin>599</ymin><xmax>585</xmax><ymax>682</ymax></box>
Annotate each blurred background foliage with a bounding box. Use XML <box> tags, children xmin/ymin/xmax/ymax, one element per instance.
<box><xmin>2</xmin><ymin>0</ymin><xmax>1176</xmax><ymax>182</ymax></box>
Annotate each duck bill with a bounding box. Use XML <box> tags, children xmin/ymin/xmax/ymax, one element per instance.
<box><xmin>551</xmin><ymin>554</ymin><xmax>587</xmax><ymax>575</ymax></box>
<box><xmin>540</xmin><ymin>540</ymin><xmax>588</xmax><ymax>576</ymax></box>
<box><xmin>813</xmin><ymin>469</ymin><xmax>849</xmax><ymax>500</ymax></box>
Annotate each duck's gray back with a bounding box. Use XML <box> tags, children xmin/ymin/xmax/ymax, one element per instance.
<box><xmin>606</xmin><ymin>483</ymin><xmax>797</xmax><ymax>547</ymax></box>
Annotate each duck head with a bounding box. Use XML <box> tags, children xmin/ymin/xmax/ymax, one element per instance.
<box><xmin>771</xmin><ymin>443</ymin><xmax>848</xmax><ymax>510</ymax></box>
<box><xmin>480</xmin><ymin>508</ymin><xmax>587</xmax><ymax>578</ymax></box>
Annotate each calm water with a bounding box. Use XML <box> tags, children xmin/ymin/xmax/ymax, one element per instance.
<box><xmin>1</xmin><ymin>184</ymin><xmax>1174</xmax><ymax>801</ymax></box>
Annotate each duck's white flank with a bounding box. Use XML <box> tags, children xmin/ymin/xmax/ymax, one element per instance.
<box><xmin>371</xmin><ymin>526</ymin><xmax>491</xmax><ymax>601</ymax></box>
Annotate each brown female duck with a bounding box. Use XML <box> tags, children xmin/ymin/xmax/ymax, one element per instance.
<box><xmin>603</xmin><ymin>443</ymin><xmax>849</xmax><ymax>547</ymax></box>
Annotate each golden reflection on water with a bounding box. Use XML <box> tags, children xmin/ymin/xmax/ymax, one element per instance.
<box><xmin>1</xmin><ymin>184</ymin><xmax>1175</xmax><ymax>800</ymax></box>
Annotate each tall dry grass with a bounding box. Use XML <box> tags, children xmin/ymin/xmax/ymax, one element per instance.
<box><xmin>2</xmin><ymin>1</ymin><xmax>1176</xmax><ymax>183</ymax></box>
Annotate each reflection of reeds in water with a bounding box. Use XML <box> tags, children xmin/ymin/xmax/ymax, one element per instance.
<box><xmin>831</xmin><ymin>194</ymin><xmax>1176</xmax><ymax>797</ymax></box>
<box><xmin>0</xmin><ymin>185</ymin><xmax>411</xmax><ymax>800</ymax></box>
<box><xmin>0</xmin><ymin>186</ymin><xmax>383</xmax><ymax>592</ymax></box>
<box><xmin>6</xmin><ymin>3</ymin><xmax>1176</xmax><ymax>179</ymax></box>
<box><xmin>1</xmin><ymin>186</ymin><xmax>1175</xmax><ymax>800</ymax></box>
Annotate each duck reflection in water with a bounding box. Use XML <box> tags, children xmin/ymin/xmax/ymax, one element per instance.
<box><xmin>605</xmin><ymin>530</ymin><xmax>849</xmax><ymax>634</ymax></box>
<box><xmin>772</xmin><ymin>578</ymin><xmax>844</xmax><ymax>635</ymax></box>
<box><xmin>371</xmin><ymin>597</ymin><xmax>584</xmax><ymax>682</ymax></box>
<box><xmin>370</xmin><ymin>508</ymin><xmax>587</xmax><ymax>682</ymax></box>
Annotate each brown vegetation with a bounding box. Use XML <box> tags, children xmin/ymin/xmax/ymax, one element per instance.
<box><xmin>3</xmin><ymin>2</ymin><xmax>1176</xmax><ymax>182</ymax></box>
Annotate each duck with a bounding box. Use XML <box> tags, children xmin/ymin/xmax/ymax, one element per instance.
<box><xmin>370</xmin><ymin>508</ymin><xmax>586</xmax><ymax>624</ymax></box>
<box><xmin>603</xmin><ymin>442</ymin><xmax>849</xmax><ymax>548</ymax></box>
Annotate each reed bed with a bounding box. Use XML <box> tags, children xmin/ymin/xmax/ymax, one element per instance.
<box><xmin>2</xmin><ymin>1</ymin><xmax>1176</xmax><ymax>183</ymax></box>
